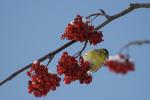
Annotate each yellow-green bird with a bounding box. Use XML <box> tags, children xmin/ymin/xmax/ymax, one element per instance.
<box><xmin>83</xmin><ymin>48</ymin><xmax>109</xmax><ymax>73</ymax></box>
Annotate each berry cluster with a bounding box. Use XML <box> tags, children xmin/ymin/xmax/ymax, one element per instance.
<box><xmin>27</xmin><ymin>61</ymin><xmax>61</xmax><ymax>97</ymax></box>
<box><xmin>57</xmin><ymin>52</ymin><xmax>92</xmax><ymax>84</ymax></box>
<box><xmin>104</xmin><ymin>54</ymin><xmax>135</xmax><ymax>74</ymax></box>
<box><xmin>61</xmin><ymin>15</ymin><xmax>103</xmax><ymax>45</ymax></box>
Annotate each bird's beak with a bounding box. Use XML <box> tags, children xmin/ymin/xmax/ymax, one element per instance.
<box><xmin>106</xmin><ymin>56</ymin><xmax>109</xmax><ymax>59</ymax></box>
<box><xmin>105</xmin><ymin>55</ymin><xmax>109</xmax><ymax>60</ymax></box>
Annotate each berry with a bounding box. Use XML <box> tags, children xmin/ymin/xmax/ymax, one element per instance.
<box><xmin>104</xmin><ymin>54</ymin><xmax>135</xmax><ymax>74</ymax></box>
<box><xmin>27</xmin><ymin>61</ymin><xmax>61</xmax><ymax>97</ymax></box>
<box><xmin>57</xmin><ymin>52</ymin><xmax>92</xmax><ymax>84</ymax></box>
<box><xmin>61</xmin><ymin>15</ymin><xmax>103</xmax><ymax>45</ymax></box>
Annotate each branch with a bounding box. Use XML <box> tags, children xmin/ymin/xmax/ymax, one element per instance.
<box><xmin>95</xmin><ymin>3</ymin><xmax>150</xmax><ymax>30</ymax></box>
<box><xmin>0</xmin><ymin>3</ymin><xmax>150</xmax><ymax>86</ymax></box>
<box><xmin>119</xmin><ymin>39</ymin><xmax>150</xmax><ymax>53</ymax></box>
<box><xmin>86</xmin><ymin>9</ymin><xmax>110</xmax><ymax>20</ymax></box>
<box><xmin>0</xmin><ymin>40</ymin><xmax>76</xmax><ymax>86</ymax></box>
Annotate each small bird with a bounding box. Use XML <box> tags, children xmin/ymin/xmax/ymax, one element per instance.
<box><xmin>83</xmin><ymin>48</ymin><xmax>109</xmax><ymax>73</ymax></box>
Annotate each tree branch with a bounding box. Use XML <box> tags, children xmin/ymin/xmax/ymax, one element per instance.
<box><xmin>0</xmin><ymin>40</ymin><xmax>76</xmax><ymax>86</ymax></box>
<box><xmin>95</xmin><ymin>3</ymin><xmax>150</xmax><ymax>30</ymax></box>
<box><xmin>119</xmin><ymin>40</ymin><xmax>150</xmax><ymax>53</ymax></box>
<box><xmin>0</xmin><ymin>3</ymin><xmax>150</xmax><ymax>86</ymax></box>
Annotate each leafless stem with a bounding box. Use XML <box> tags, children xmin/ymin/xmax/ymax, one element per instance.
<box><xmin>86</xmin><ymin>9</ymin><xmax>110</xmax><ymax>23</ymax></box>
<box><xmin>119</xmin><ymin>39</ymin><xmax>150</xmax><ymax>53</ymax></box>
<box><xmin>0</xmin><ymin>3</ymin><xmax>150</xmax><ymax>86</ymax></box>
<box><xmin>46</xmin><ymin>54</ymin><xmax>54</xmax><ymax>67</ymax></box>
<box><xmin>74</xmin><ymin>41</ymin><xmax>88</xmax><ymax>58</ymax></box>
<box><xmin>86</xmin><ymin>13</ymin><xmax>102</xmax><ymax>23</ymax></box>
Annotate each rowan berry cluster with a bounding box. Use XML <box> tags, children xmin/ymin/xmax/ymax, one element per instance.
<box><xmin>27</xmin><ymin>61</ymin><xmax>61</xmax><ymax>97</ymax></box>
<box><xmin>104</xmin><ymin>54</ymin><xmax>135</xmax><ymax>74</ymax></box>
<box><xmin>57</xmin><ymin>52</ymin><xmax>92</xmax><ymax>84</ymax></box>
<box><xmin>61</xmin><ymin>15</ymin><xmax>103</xmax><ymax>45</ymax></box>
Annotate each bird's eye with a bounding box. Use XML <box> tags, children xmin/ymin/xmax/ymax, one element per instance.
<box><xmin>102</xmin><ymin>50</ymin><xmax>106</xmax><ymax>54</ymax></box>
<box><xmin>99</xmin><ymin>51</ymin><xmax>103</xmax><ymax>54</ymax></box>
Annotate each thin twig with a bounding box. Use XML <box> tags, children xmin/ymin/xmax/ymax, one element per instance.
<box><xmin>86</xmin><ymin>9</ymin><xmax>110</xmax><ymax>23</ymax></box>
<box><xmin>46</xmin><ymin>54</ymin><xmax>54</xmax><ymax>67</ymax></box>
<box><xmin>88</xmin><ymin>15</ymin><xmax>99</xmax><ymax>23</ymax></box>
<box><xmin>99</xmin><ymin>9</ymin><xmax>111</xmax><ymax>19</ymax></box>
<box><xmin>119</xmin><ymin>39</ymin><xmax>150</xmax><ymax>53</ymax></box>
<box><xmin>87</xmin><ymin>9</ymin><xmax>110</xmax><ymax>19</ymax></box>
<box><xmin>86</xmin><ymin>13</ymin><xmax>102</xmax><ymax>19</ymax></box>
<box><xmin>74</xmin><ymin>41</ymin><xmax>88</xmax><ymax>58</ymax></box>
<box><xmin>0</xmin><ymin>3</ymin><xmax>150</xmax><ymax>86</ymax></box>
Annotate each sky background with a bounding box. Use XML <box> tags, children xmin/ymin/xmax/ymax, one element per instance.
<box><xmin>0</xmin><ymin>0</ymin><xmax>150</xmax><ymax>100</ymax></box>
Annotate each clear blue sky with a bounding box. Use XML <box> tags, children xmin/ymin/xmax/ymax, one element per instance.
<box><xmin>0</xmin><ymin>0</ymin><xmax>150</xmax><ymax>100</ymax></box>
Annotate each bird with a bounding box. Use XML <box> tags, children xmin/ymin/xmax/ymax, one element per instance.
<box><xmin>83</xmin><ymin>48</ymin><xmax>109</xmax><ymax>73</ymax></box>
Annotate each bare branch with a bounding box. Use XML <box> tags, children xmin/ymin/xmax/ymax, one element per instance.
<box><xmin>119</xmin><ymin>40</ymin><xmax>150</xmax><ymax>53</ymax></box>
<box><xmin>86</xmin><ymin>13</ymin><xmax>102</xmax><ymax>18</ymax></box>
<box><xmin>86</xmin><ymin>9</ymin><xmax>110</xmax><ymax>22</ymax></box>
<box><xmin>0</xmin><ymin>40</ymin><xmax>76</xmax><ymax>86</ymax></box>
<box><xmin>95</xmin><ymin>3</ymin><xmax>150</xmax><ymax>30</ymax></box>
<box><xmin>0</xmin><ymin>3</ymin><xmax>150</xmax><ymax>86</ymax></box>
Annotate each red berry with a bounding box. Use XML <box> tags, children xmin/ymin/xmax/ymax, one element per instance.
<box><xmin>61</xmin><ymin>15</ymin><xmax>103</xmax><ymax>45</ymax></box>
<box><xmin>104</xmin><ymin>54</ymin><xmax>135</xmax><ymax>74</ymax></box>
<box><xmin>57</xmin><ymin>52</ymin><xmax>92</xmax><ymax>84</ymax></box>
<box><xmin>27</xmin><ymin>61</ymin><xmax>61</xmax><ymax>97</ymax></box>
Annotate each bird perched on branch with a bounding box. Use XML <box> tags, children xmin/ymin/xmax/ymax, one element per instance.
<box><xmin>83</xmin><ymin>48</ymin><xmax>109</xmax><ymax>73</ymax></box>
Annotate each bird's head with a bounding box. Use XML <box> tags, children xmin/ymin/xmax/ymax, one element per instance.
<box><xmin>95</xmin><ymin>48</ymin><xmax>109</xmax><ymax>59</ymax></box>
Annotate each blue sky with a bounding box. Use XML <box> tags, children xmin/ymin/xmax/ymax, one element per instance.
<box><xmin>0</xmin><ymin>0</ymin><xmax>150</xmax><ymax>100</ymax></box>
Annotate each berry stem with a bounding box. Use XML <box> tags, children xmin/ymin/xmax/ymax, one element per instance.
<box><xmin>46</xmin><ymin>54</ymin><xmax>54</xmax><ymax>67</ymax></box>
<box><xmin>74</xmin><ymin>41</ymin><xmax>88</xmax><ymax>58</ymax></box>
